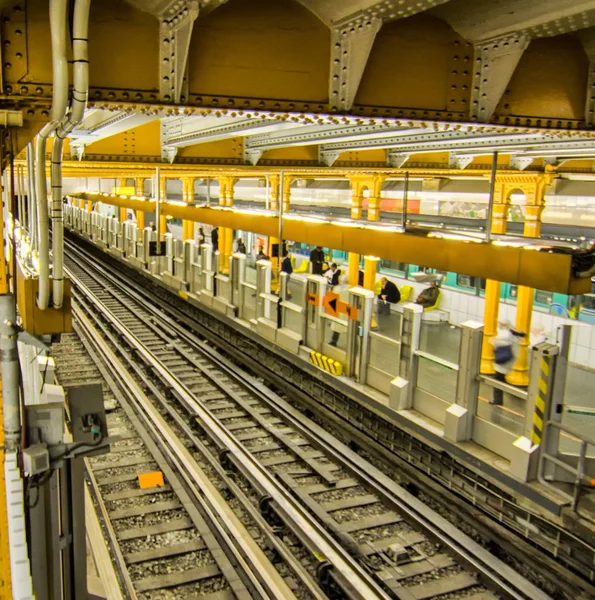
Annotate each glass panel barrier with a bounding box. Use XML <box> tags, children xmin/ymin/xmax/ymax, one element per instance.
<box><xmin>323</xmin><ymin>316</ymin><xmax>348</xmax><ymax>351</ymax></box>
<box><xmin>242</xmin><ymin>283</ymin><xmax>257</xmax><ymax>322</ymax></box>
<box><xmin>416</xmin><ymin>354</ymin><xmax>457</xmax><ymax>404</ymax></box>
<box><xmin>419</xmin><ymin>321</ymin><xmax>461</xmax><ymax>363</ymax></box>
<box><xmin>282</xmin><ymin>306</ymin><xmax>303</xmax><ymax>337</ymax></box>
<box><xmin>476</xmin><ymin>377</ymin><xmax>525</xmax><ymax>436</ymax></box>
<box><xmin>288</xmin><ymin>275</ymin><xmax>307</xmax><ymax>308</ymax></box>
<box><xmin>374</xmin><ymin>305</ymin><xmax>402</xmax><ymax>341</ymax></box>
<box><xmin>561</xmin><ymin>407</ymin><xmax>595</xmax><ymax>457</ymax></box>
<box><xmin>216</xmin><ymin>275</ymin><xmax>230</xmax><ymax>301</ymax></box>
<box><xmin>369</xmin><ymin>333</ymin><xmax>400</xmax><ymax>378</ymax></box>
<box><xmin>245</xmin><ymin>264</ymin><xmax>257</xmax><ymax>285</ymax></box>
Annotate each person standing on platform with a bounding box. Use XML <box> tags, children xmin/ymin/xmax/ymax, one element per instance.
<box><xmin>211</xmin><ymin>227</ymin><xmax>219</xmax><ymax>251</ymax></box>
<box><xmin>326</xmin><ymin>263</ymin><xmax>341</xmax><ymax>287</ymax></box>
<box><xmin>329</xmin><ymin>276</ymin><xmax>350</xmax><ymax>347</ymax></box>
<box><xmin>310</xmin><ymin>246</ymin><xmax>325</xmax><ymax>275</ymax></box>
<box><xmin>197</xmin><ymin>227</ymin><xmax>205</xmax><ymax>246</ymax></box>
<box><xmin>236</xmin><ymin>237</ymin><xmax>246</xmax><ymax>254</ymax></box>
<box><xmin>490</xmin><ymin>322</ymin><xmax>524</xmax><ymax>406</ymax></box>
<box><xmin>281</xmin><ymin>250</ymin><xmax>293</xmax><ymax>275</ymax></box>
<box><xmin>149</xmin><ymin>221</ymin><xmax>156</xmax><ymax>232</ymax></box>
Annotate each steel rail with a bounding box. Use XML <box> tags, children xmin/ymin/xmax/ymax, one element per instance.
<box><xmin>67</xmin><ymin>263</ymin><xmax>394</xmax><ymax>600</ymax></box>
<box><xmin>72</xmin><ymin>302</ymin><xmax>294</xmax><ymax>600</ymax></box>
<box><xmin>65</xmin><ymin>239</ymin><xmax>552</xmax><ymax>600</ymax></box>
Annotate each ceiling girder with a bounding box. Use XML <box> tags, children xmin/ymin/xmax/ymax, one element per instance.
<box><xmin>448</xmin><ymin>153</ymin><xmax>475</xmax><ymax>169</ymax></box>
<box><xmin>68</xmin><ymin>111</ymin><xmax>160</xmax><ymax>146</ymax></box>
<box><xmin>329</xmin><ymin>18</ymin><xmax>382</xmax><ymax>112</ymax></box>
<box><xmin>387</xmin><ymin>152</ymin><xmax>410</xmax><ymax>168</ymax></box>
<box><xmin>159</xmin><ymin>1</ymin><xmax>199</xmax><ymax>103</ymax></box>
<box><xmin>471</xmin><ymin>33</ymin><xmax>530</xmax><ymax>123</ymax></box>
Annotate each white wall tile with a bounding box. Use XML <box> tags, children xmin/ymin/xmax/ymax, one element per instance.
<box><xmin>575</xmin><ymin>346</ymin><xmax>589</xmax><ymax>367</ymax></box>
<box><xmin>576</xmin><ymin>326</ymin><xmax>591</xmax><ymax>349</ymax></box>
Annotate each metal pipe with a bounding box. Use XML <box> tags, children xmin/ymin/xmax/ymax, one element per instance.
<box><xmin>206</xmin><ymin>178</ymin><xmax>211</xmax><ymax>207</ymax></box>
<box><xmin>277</xmin><ymin>170</ymin><xmax>284</xmax><ymax>284</ymax></box>
<box><xmin>155</xmin><ymin>167</ymin><xmax>161</xmax><ymax>239</ymax></box>
<box><xmin>265</xmin><ymin>175</ymin><xmax>270</xmax><ymax>211</ymax></box>
<box><xmin>15</xmin><ymin>164</ymin><xmax>23</xmax><ymax>229</ymax></box>
<box><xmin>485</xmin><ymin>151</ymin><xmax>499</xmax><ymax>243</ymax></box>
<box><xmin>26</xmin><ymin>142</ymin><xmax>37</xmax><ymax>251</ymax></box>
<box><xmin>52</xmin><ymin>0</ymin><xmax>91</xmax><ymax>309</ymax></box>
<box><xmin>35</xmin><ymin>0</ymin><xmax>69</xmax><ymax>310</ymax></box>
<box><xmin>0</xmin><ymin>294</ymin><xmax>20</xmax><ymax>450</ymax></box>
<box><xmin>402</xmin><ymin>171</ymin><xmax>409</xmax><ymax>231</ymax></box>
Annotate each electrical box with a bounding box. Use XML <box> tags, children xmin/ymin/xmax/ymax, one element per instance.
<box><xmin>16</xmin><ymin>263</ymin><xmax>72</xmax><ymax>336</ymax></box>
<box><xmin>25</xmin><ymin>403</ymin><xmax>65</xmax><ymax>446</ymax></box>
<box><xmin>67</xmin><ymin>383</ymin><xmax>109</xmax><ymax>458</ymax></box>
<box><xmin>23</xmin><ymin>444</ymin><xmax>50</xmax><ymax>476</ymax></box>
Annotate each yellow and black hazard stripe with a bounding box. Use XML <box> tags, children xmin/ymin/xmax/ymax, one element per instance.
<box><xmin>310</xmin><ymin>350</ymin><xmax>343</xmax><ymax>376</ymax></box>
<box><xmin>530</xmin><ymin>354</ymin><xmax>550</xmax><ymax>445</ymax></box>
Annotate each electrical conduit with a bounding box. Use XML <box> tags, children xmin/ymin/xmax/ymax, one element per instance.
<box><xmin>34</xmin><ymin>0</ymin><xmax>69</xmax><ymax>309</ymax></box>
<box><xmin>51</xmin><ymin>0</ymin><xmax>91</xmax><ymax>309</ymax></box>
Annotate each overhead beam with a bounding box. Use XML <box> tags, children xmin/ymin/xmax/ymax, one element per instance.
<box><xmin>68</xmin><ymin>111</ymin><xmax>160</xmax><ymax>145</ymax></box>
<box><xmin>71</xmin><ymin>191</ymin><xmax>592</xmax><ymax>295</ymax></box>
<box><xmin>159</xmin><ymin>1</ymin><xmax>199</xmax><ymax>103</ymax></box>
<box><xmin>329</xmin><ymin>19</ymin><xmax>382</xmax><ymax>112</ymax></box>
<box><xmin>471</xmin><ymin>33</ymin><xmax>530</xmax><ymax>122</ymax></box>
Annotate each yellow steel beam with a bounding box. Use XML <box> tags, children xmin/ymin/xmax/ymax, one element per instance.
<box><xmin>0</xmin><ymin>373</ymin><xmax>12</xmax><ymax>599</ymax></box>
<box><xmin>73</xmin><ymin>192</ymin><xmax>590</xmax><ymax>294</ymax></box>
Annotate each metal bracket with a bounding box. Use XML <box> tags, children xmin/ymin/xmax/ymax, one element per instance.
<box><xmin>319</xmin><ymin>148</ymin><xmax>341</xmax><ymax>167</ymax></box>
<box><xmin>329</xmin><ymin>18</ymin><xmax>382</xmax><ymax>112</ymax></box>
<box><xmin>70</xmin><ymin>143</ymin><xmax>85</xmax><ymax>161</ymax></box>
<box><xmin>471</xmin><ymin>33</ymin><xmax>530</xmax><ymax>122</ymax></box>
<box><xmin>159</xmin><ymin>1</ymin><xmax>199</xmax><ymax>103</ymax></box>
<box><xmin>510</xmin><ymin>155</ymin><xmax>534</xmax><ymax>170</ymax></box>
<box><xmin>448</xmin><ymin>153</ymin><xmax>474</xmax><ymax>170</ymax></box>
<box><xmin>387</xmin><ymin>152</ymin><xmax>410</xmax><ymax>168</ymax></box>
<box><xmin>244</xmin><ymin>147</ymin><xmax>263</xmax><ymax>166</ymax></box>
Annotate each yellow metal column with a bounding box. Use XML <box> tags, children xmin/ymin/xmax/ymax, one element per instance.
<box><xmin>218</xmin><ymin>177</ymin><xmax>234</xmax><ymax>273</ymax></box>
<box><xmin>119</xmin><ymin>178</ymin><xmax>128</xmax><ymax>222</ymax></box>
<box><xmin>367</xmin><ymin>176</ymin><xmax>385</xmax><ymax>222</ymax></box>
<box><xmin>480</xmin><ymin>191</ymin><xmax>509</xmax><ymax>374</ymax></box>
<box><xmin>348</xmin><ymin>177</ymin><xmax>365</xmax><ymax>286</ymax></box>
<box><xmin>86</xmin><ymin>200</ymin><xmax>92</xmax><ymax>213</ymax></box>
<box><xmin>159</xmin><ymin>177</ymin><xmax>167</xmax><ymax>238</ymax></box>
<box><xmin>363</xmin><ymin>256</ymin><xmax>378</xmax><ymax>291</ymax></box>
<box><xmin>135</xmin><ymin>177</ymin><xmax>145</xmax><ymax>229</ymax></box>
<box><xmin>507</xmin><ymin>203</ymin><xmax>544</xmax><ymax>386</ymax></box>
<box><xmin>182</xmin><ymin>177</ymin><xmax>194</xmax><ymax>241</ymax></box>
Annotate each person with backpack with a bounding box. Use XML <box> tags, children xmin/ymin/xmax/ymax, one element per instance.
<box><xmin>491</xmin><ymin>322</ymin><xmax>525</xmax><ymax>405</ymax></box>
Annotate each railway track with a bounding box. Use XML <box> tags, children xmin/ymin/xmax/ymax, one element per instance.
<box><xmin>59</xmin><ymin>239</ymin><xmax>551</xmax><ymax>600</ymax></box>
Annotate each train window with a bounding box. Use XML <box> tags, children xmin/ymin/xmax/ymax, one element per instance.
<box><xmin>583</xmin><ymin>294</ymin><xmax>595</xmax><ymax>311</ymax></box>
<box><xmin>535</xmin><ymin>290</ymin><xmax>553</xmax><ymax>306</ymax></box>
<box><xmin>479</xmin><ymin>279</ymin><xmax>486</xmax><ymax>291</ymax></box>
<box><xmin>509</xmin><ymin>285</ymin><xmax>518</xmax><ymax>299</ymax></box>
<box><xmin>380</xmin><ymin>260</ymin><xmax>407</xmax><ymax>275</ymax></box>
<box><xmin>456</xmin><ymin>274</ymin><xmax>476</xmax><ymax>289</ymax></box>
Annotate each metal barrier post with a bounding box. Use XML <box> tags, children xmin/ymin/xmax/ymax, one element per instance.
<box><xmin>183</xmin><ymin>240</ymin><xmax>196</xmax><ymax>289</ymax></box>
<box><xmin>525</xmin><ymin>342</ymin><xmax>558</xmax><ymax>446</ymax></box>
<box><xmin>200</xmin><ymin>243</ymin><xmax>215</xmax><ymax>304</ymax></box>
<box><xmin>543</xmin><ymin>325</ymin><xmax>571</xmax><ymax>480</ymax></box>
<box><xmin>446</xmin><ymin>320</ymin><xmax>484</xmax><ymax>442</ymax></box>
<box><xmin>305</xmin><ymin>275</ymin><xmax>327</xmax><ymax>351</ymax></box>
<box><xmin>401</xmin><ymin>303</ymin><xmax>423</xmax><ymax>409</ymax></box>
<box><xmin>255</xmin><ymin>259</ymin><xmax>273</xmax><ymax>320</ymax></box>
<box><xmin>347</xmin><ymin>287</ymin><xmax>374</xmax><ymax>382</ymax></box>
<box><xmin>165</xmin><ymin>232</ymin><xmax>174</xmax><ymax>274</ymax></box>
<box><xmin>230</xmin><ymin>253</ymin><xmax>246</xmax><ymax>311</ymax></box>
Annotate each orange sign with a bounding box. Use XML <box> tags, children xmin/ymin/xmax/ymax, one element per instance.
<box><xmin>307</xmin><ymin>292</ymin><xmax>319</xmax><ymax>305</ymax></box>
<box><xmin>323</xmin><ymin>292</ymin><xmax>340</xmax><ymax>317</ymax></box>
<box><xmin>323</xmin><ymin>292</ymin><xmax>359</xmax><ymax>321</ymax></box>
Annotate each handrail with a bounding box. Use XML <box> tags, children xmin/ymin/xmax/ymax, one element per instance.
<box><xmin>478</xmin><ymin>374</ymin><xmax>528</xmax><ymax>400</ymax></box>
<box><xmin>369</xmin><ymin>330</ymin><xmax>401</xmax><ymax>346</ymax></box>
<box><xmin>415</xmin><ymin>350</ymin><xmax>459</xmax><ymax>371</ymax></box>
<box><xmin>538</xmin><ymin>420</ymin><xmax>595</xmax><ymax>511</ymax></box>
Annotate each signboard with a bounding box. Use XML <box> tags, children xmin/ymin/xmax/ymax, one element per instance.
<box><xmin>323</xmin><ymin>292</ymin><xmax>359</xmax><ymax>321</ymax></box>
<box><xmin>307</xmin><ymin>292</ymin><xmax>319</xmax><ymax>305</ymax></box>
<box><xmin>149</xmin><ymin>241</ymin><xmax>167</xmax><ymax>256</ymax></box>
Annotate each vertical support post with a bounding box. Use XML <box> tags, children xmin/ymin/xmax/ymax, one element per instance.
<box><xmin>363</xmin><ymin>256</ymin><xmax>378</xmax><ymax>291</ymax></box>
<box><xmin>348</xmin><ymin>253</ymin><xmax>359</xmax><ymax>287</ymax></box>
<box><xmin>446</xmin><ymin>321</ymin><xmax>483</xmax><ymax>442</ymax></box>
<box><xmin>401</xmin><ymin>304</ymin><xmax>423</xmax><ymax>409</ymax></box>
<box><xmin>155</xmin><ymin>167</ymin><xmax>161</xmax><ymax>240</ymax></box>
<box><xmin>305</xmin><ymin>275</ymin><xmax>327</xmax><ymax>351</ymax></box>
<box><xmin>26</xmin><ymin>142</ymin><xmax>37</xmax><ymax>251</ymax></box>
<box><xmin>402</xmin><ymin>171</ymin><xmax>409</xmax><ymax>231</ymax></box>
<box><xmin>347</xmin><ymin>287</ymin><xmax>374</xmax><ymax>382</ymax></box>
<box><xmin>525</xmin><ymin>342</ymin><xmax>558</xmax><ymax>445</ymax></box>
<box><xmin>182</xmin><ymin>176</ymin><xmax>194</xmax><ymax>241</ymax></box>
<box><xmin>348</xmin><ymin>176</ymin><xmax>363</xmax><ymax>287</ymax></box>
<box><xmin>508</xmin><ymin>203</ymin><xmax>544</xmax><ymax>387</ymax></box>
<box><xmin>485</xmin><ymin>151</ymin><xmax>498</xmax><ymax>243</ymax></box>
<box><xmin>0</xmin><ymin>294</ymin><xmax>20</xmax><ymax>450</ymax></box>
<box><xmin>218</xmin><ymin>177</ymin><xmax>234</xmax><ymax>274</ymax></box>
<box><xmin>159</xmin><ymin>176</ymin><xmax>167</xmax><ymax>237</ymax></box>
<box><xmin>135</xmin><ymin>177</ymin><xmax>145</xmax><ymax>229</ymax></box>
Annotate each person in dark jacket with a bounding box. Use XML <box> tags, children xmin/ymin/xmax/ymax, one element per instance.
<box><xmin>378</xmin><ymin>277</ymin><xmax>400</xmax><ymax>304</ymax></box>
<box><xmin>310</xmin><ymin>246</ymin><xmax>325</xmax><ymax>275</ymax></box>
<box><xmin>197</xmin><ymin>227</ymin><xmax>205</xmax><ymax>245</ymax></box>
<box><xmin>281</xmin><ymin>250</ymin><xmax>293</xmax><ymax>274</ymax></box>
<box><xmin>236</xmin><ymin>237</ymin><xmax>246</xmax><ymax>254</ymax></box>
<box><xmin>211</xmin><ymin>227</ymin><xmax>219</xmax><ymax>251</ymax></box>
<box><xmin>326</xmin><ymin>263</ymin><xmax>341</xmax><ymax>287</ymax></box>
